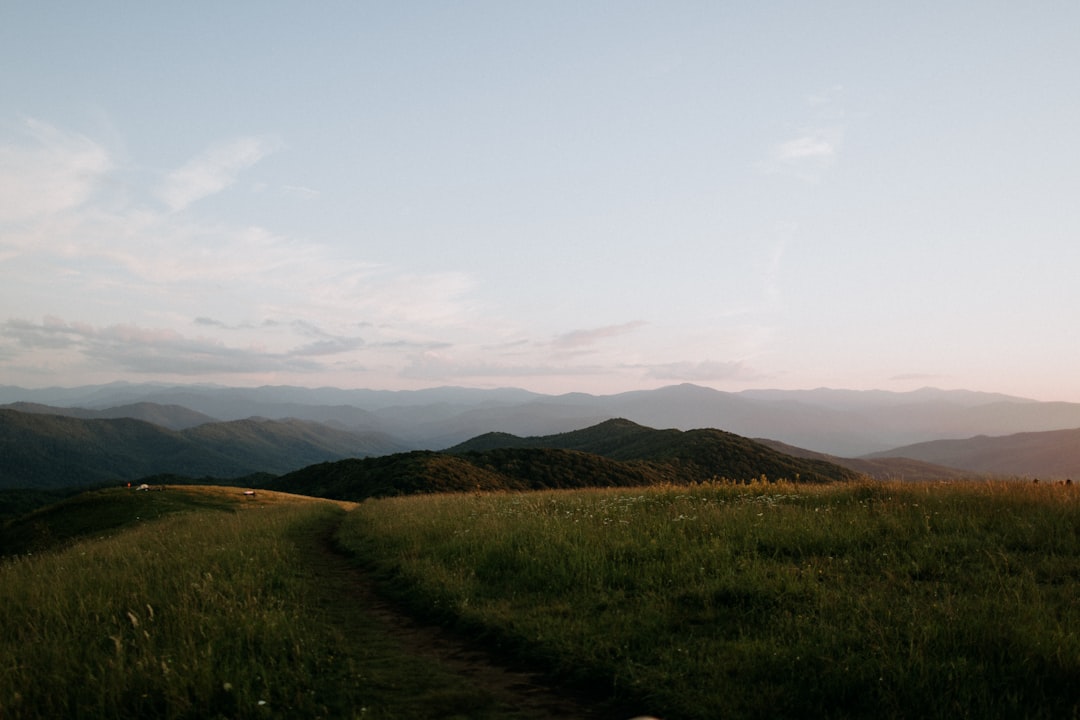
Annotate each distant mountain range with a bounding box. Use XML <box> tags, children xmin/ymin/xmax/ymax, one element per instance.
<box><xmin>5</xmin><ymin>381</ymin><xmax>1080</xmax><ymax>457</ymax></box>
<box><xmin>0</xmin><ymin>409</ymin><xmax>404</xmax><ymax>489</ymax></box>
<box><xmin>3</xmin><ymin>382</ymin><xmax>1080</xmax><ymax>485</ymax></box>
<box><xmin>864</xmin><ymin>429</ymin><xmax>1080</xmax><ymax>480</ymax></box>
<box><xmin>1</xmin><ymin>401</ymin><xmax>215</xmax><ymax>430</ymax></box>
<box><xmin>754</xmin><ymin>439</ymin><xmax>985</xmax><ymax>483</ymax></box>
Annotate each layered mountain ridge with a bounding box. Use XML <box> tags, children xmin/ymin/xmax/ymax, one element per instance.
<box><xmin>5</xmin><ymin>382</ymin><xmax>1080</xmax><ymax>457</ymax></box>
<box><xmin>3</xmin><ymin>383</ymin><xmax>1080</xmax><ymax>484</ymax></box>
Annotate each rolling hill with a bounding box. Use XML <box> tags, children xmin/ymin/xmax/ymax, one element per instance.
<box><xmin>753</xmin><ymin>438</ymin><xmax>982</xmax><ymax>482</ymax></box>
<box><xmin>0</xmin><ymin>401</ymin><xmax>217</xmax><ymax>430</ymax></box>
<box><xmin>446</xmin><ymin>418</ymin><xmax>862</xmax><ymax>483</ymax></box>
<box><xmin>865</xmin><ymin>427</ymin><xmax>1080</xmax><ymax>480</ymax></box>
<box><xmin>269</xmin><ymin>419</ymin><xmax>860</xmax><ymax>501</ymax></box>
<box><xmin>0</xmin><ymin>409</ymin><xmax>403</xmax><ymax>489</ymax></box>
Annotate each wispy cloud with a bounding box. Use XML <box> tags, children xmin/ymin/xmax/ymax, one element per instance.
<box><xmin>643</xmin><ymin>359</ymin><xmax>762</xmax><ymax>382</ymax></box>
<box><xmin>551</xmin><ymin>321</ymin><xmax>647</xmax><ymax>350</ymax></box>
<box><xmin>771</xmin><ymin>135</ymin><xmax>836</xmax><ymax>162</ymax></box>
<box><xmin>2</xmin><ymin>316</ymin><xmax>367</xmax><ymax>376</ymax></box>
<box><xmin>401</xmin><ymin>350</ymin><xmax>607</xmax><ymax>382</ymax></box>
<box><xmin>0</xmin><ymin>121</ymin><xmax>479</xmax><ymax>350</ymax></box>
<box><xmin>760</xmin><ymin>87</ymin><xmax>846</xmax><ymax>181</ymax></box>
<box><xmin>0</xmin><ymin>118</ymin><xmax>770</xmax><ymax>393</ymax></box>
<box><xmin>0</xmin><ymin>119</ymin><xmax>111</xmax><ymax>224</ymax></box>
<box><xmin>761</xmin><ymin>128</ymin><xmax>843</xmax><ymax>180</ymax></box>
<box><xmin>157</xmin><ymin>136</ymin><xmax>280</xmax><ymax>211</ymax></box>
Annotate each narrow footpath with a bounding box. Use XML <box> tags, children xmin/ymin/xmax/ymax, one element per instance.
<box><xmin>296</xmin><ymin>511</ymin><xmax>609</xmax><ymax>720</ymax></box>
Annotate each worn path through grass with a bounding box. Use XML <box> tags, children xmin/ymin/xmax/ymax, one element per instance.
<box><xmin>0</xmin><ymin>488</ymin><xmax>604</xmax><ymax>720</ymax></box>
<box><xmin>292</xmin><ymin>509</ymin><xmax>602</xmax><ymax>720</ymax></box>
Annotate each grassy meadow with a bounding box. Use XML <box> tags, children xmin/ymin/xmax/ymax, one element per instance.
<box><xmin>3</xmin><ymin>480</ymin><xmax>1079</xmax><ymax>719</ymax></box>
<box><xmin>0</xmin><ymin>487</ymin><xmax>538</xmax><ymax>720</ymax></box>
<box><xmin>338</xmin><ymin>480</ymin><xmax>1080</xmax><ymax>720</ymax></box>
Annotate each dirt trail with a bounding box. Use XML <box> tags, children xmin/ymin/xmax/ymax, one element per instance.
<box><xmin>303</xmin><ymin>517</ymin><xmax>609</xmax><ymax>720</ymax></box>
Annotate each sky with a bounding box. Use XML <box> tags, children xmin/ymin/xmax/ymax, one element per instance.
<box><xmin>2</xmin><ymin>2</ymin><xmax>1079</xmax><ymax>401</ymax></box>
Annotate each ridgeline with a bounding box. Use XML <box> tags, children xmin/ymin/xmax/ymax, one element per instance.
<box><xmin>267</xmin><ymin>419</ymin><xmax>860</xmax><ymax>501</ymax></box>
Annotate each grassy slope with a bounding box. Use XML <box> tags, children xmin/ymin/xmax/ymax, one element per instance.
<box><xmin>337</xmin><ymin>480</ymin><xmax>1080</xmax><ymax>720</ymax></box>
<box><xmin>0</xmin><ymin>485</ymin><xmax>281</xmax><ymax>556</ymax></box>
<box><xmin>7</xmin><ymin>479</ymin><xmax>1080</xmax><ymax>719</ymax></box>
<box><xmin>0</xmin><ymin>487</ymin><xmax>564</xmax><ymax>720</ymax></box>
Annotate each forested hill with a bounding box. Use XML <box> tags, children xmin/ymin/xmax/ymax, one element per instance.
<box><xmin>446</xmin><ymin>418</ymin><xmax>861</xmax><ymax>484</ymax></box>
<box><xmin>269</xmin><ymin>419</ymin><xmax>860</xmax><ymax>501</ymax></box>
<box><xmin>0</xmin><ymin>409</ymin><xmax>397</xmax><ymax>489</ymax></box>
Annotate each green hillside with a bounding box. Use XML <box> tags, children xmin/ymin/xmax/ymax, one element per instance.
<box><xmin>0</xmin><ymin>485</ymin><xmax>240</xmax><ymax>556</ymax></box>
<box><xmin>448</xmin><ymin>418</ymin><xmax>861</xmax><ymax>484</ymax></box>
<box><xmin>0</xmin><ymin>410</ymin><xmax>244</xmax><ymax>488</ymax></box>
<box><xmin>270</xmin><ymin>419</ymin><xmax>858</xmax><ymax>501</ymax></box>
<box><xmin>0</xmin><ymin>409</ymin><xmax>388</xmax><ymax>489</ymax></box>
<box><xmin>268</xmin><ymin>447</ymin><xmax>667</xmax><ymax>501</ymax></box>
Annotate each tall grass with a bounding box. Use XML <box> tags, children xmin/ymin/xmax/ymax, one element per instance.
<box><xmin>0</xmin><ymin>500</ymin><xmax>362</xmax><ymax>719</ymax></box>
<box><xmin>338</xmin><ymin>480</ymin><xmax>1080</xmax><ymax>720</ymax></box>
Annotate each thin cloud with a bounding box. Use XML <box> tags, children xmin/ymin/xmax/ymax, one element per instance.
<box><xmin>759</xmin><ymin>128</ymin><xmax>843</xmax><ymax>182</ymax></box>
<box><xmin>158</xmin><ymin>135</ymin><xmax>280</xmax><ymax>211</ymax></box>
<box><xmin>643</xmin><ymin>359</ymin><xmax>762</xmax><ymax>382</ymax></box>
<box><xmin>2</xmin><ymin>316</ymin><xmax>367</xmax><ymax>376</ymax></box>
<box><xmin>5</xmin><ymin>316</ymin><xmax>88</xmax><ymax>349</ymax></box>
<box><xmin>552</xmin><ymin>321</ymin><xmax>647</xmax><ymax>349</ymax></box>
<box><xmin>0</xmin><ymin>121</ymin><xmax>489</xmax><ymax>371</ymax></box>
<box><xmin>772</xmin><ymin>135</ymin><xmax>835</xmax><ymax>161</ymax></box>
<box><xmin>291</xmin><ymin>336</ymin><xmax>366</xmax><ymax>357</ymax></box>
<box><xmin>760</xmin><ymin>89</ymin><xmax>846</xmax><ymax>180</ymax></box>
<box><xmin>0</xmin><ymin>119</ymin><xmax>111</xmax><ymax>224</ymax></box>
<box><xmin>401</xmin><ymin>350</ymin><xmax>607</xmax><ymax>381</ymax></box>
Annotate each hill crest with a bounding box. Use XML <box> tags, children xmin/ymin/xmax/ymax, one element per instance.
<box><xmin>271</xmin><ymin>419</ymin><xmax>860</xmax><ymax>501</ymax></box>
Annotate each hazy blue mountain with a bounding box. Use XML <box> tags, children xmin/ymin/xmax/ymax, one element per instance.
<box><xmin>738</xmin><ymin>387</ymin><xmax>1034</xmax><ymax>409</ymax></box>
<box><xmin>753</xmin><ymin>438</ymin><xmax>981</xmax><ymax>482</ymax></box>
<box><xmin>5</xmin><ymin>382</ymin><xmax>1080</xmax><ymax>457</ymax></box>
<box><xmin>0</xmin><ymin>401</ymin><xmax>217</xmax><ymax>430</ymax></box>
<box><xmin>0</xmin><ymin>409</ymin><xmax>403</xmax><ymax>489</ymax></box>
<box><xmin>864</xmin><ymin>427</ymin><xmax>1080</xmax><ymax>480</ymax></box>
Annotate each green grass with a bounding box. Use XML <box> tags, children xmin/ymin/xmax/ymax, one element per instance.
<box><xmin>0</xmin><ymin>485</ymin><xmax>241</xmax><ymax>556</ymax></box>
<box><xmin>1</xmin><ymin>496</ymin><xmax>346</xmax><ymax>718</ymax></box>
<box><xmin>0</xmin><ymin>487</ymin><xmax>537</xmax><ymax>720</ymax></box>
<box><xmin>336</xmin><ymin>480</ymin><xmax>1080</xmax><ymax>720</ymax></box>
<box><xmin>7</xmin><ymin>480</ymin><xmax>1080</xmax><ymax>719</ymax></box>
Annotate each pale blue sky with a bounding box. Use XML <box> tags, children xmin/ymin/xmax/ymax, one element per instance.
<box><xmin>2</xmin><ymin>2</ymin><xmax>1079</xmax><ymax>400</ymax></box>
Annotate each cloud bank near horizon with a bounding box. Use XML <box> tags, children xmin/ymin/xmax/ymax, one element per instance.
<box><xmin>0</xmin><ymin>119</ymin><xmax>761</xmax><ymax>392</ymax></box>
